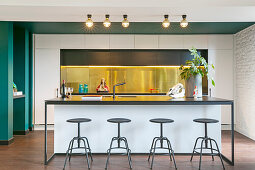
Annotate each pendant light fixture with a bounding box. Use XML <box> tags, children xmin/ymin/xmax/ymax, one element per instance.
<box><xmin>103</xmin><ymin>14</ymin><xmax>111</xmax><ymax>28</ymax></box>
<box><xmin>162</xmin><ymin>15</ymin><xmax>170</xmax><ymax>28</ymax></box>
<box><xmin>122</xmin><ymin>15</ymin><xmax>129</xmax><ymax>28</ymax></box>
<box><xmin>86</xmin><ymin>14</ymin><xmax>93</xmax><ymax>28</ymax></box>
<box><xmin>180</xmin><ymin>15</ymin><xmax>188</xmax><ymax>28</ymax></box>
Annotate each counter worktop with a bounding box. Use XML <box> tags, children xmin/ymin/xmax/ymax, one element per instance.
<box><xmin>45</xmin><ymin>96</ymin><xmax>233</xmax><ymax>105</ymax></box>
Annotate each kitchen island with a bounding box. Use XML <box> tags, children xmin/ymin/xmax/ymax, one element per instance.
<box><xmin>44</xmin><ymin>96</ymin><xmax>234</xmax><ymax>165</ymax></box>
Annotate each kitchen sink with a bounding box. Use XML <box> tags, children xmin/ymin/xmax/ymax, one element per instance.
<box><xmin>117</xmin><ymin>95</ymin><xmax>137</xmax><ymax>97</ymax></box>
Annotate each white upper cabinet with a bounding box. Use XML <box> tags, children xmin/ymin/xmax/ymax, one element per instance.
<box><xmin>60</xmin><ymin>34</ymin><xmax>85</xmax><ymax>49</ymax></box>
<box><xmin>158</xmin><ymin>35</ymin><xmax>183</xmax><ymax>49</ymax></box>
<box><xmin>208</xmin><ymin>35</ymin><xmax>233</xmax><ymax>49</ymax></box>
<box><xmin>109</xmin><ymin>35</ymin><xmax>135</xmax><ymax>49</ymax></box>
<box><xmin>35</xmin><ymin>34</ymin><xmax>61</xmax><ymax>49</ymax></box>
<box><xmin>134</xmin><ymin>35</ymin><xmax>158</xmax><ymax>49</ymax></box>
<box><xmin>84</xmin><ymin>34</ymin><xmax>110</xmax><ymax>49</ymax></box>
<box><xmin>183</xmin><ymin>35</ymin><xmax>208</xmax><ymax>49</ymax></box>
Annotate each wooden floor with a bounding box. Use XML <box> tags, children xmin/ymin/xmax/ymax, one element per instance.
<box><xmin>0</xmin><ymin>131</ymin><xmax>255</xmax><ymax>170</ymax></box>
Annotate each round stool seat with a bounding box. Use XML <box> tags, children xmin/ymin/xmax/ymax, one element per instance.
<box><xmin>107</xmin><ymin>118</ymin><xmax>131</xmax><ymax>123</ymax></box>
<box><xmin>150</xmin><ymin>118</ymin><xmax>174</xmax><ymax>124</ymax></box>
<box><xmin>66</xmin><ymin>118</ymin><xmax>91</xmax><ymax>123</ymax></box>
<box><xmin>193</xmin><ymin>118</ymin><xmax>219</xmax><ymax>124</ymax></box>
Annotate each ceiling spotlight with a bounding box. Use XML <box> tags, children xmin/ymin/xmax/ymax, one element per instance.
<box><xmin>162</xmin><ymin>15</ymin><xmax>170</xmax><ymax>28</ymax></box>
<box><xmin>103</xmin><ymin>14</ymin><xmax>111</xmax><ymax>28</ymax></box>
<box><xmin>86</xmin><ymin>14</ymin><xmax>93</xmax><ymax>28</ymax></box>
<box><xmin>122</xmin><ymin>15</ymin><xmax>129</xmax><ymax>28</ymax></box>
<box><xmin>180</xmin><ymin>15</ymin><xmax>188</xmax><ymax>28</ymax></box>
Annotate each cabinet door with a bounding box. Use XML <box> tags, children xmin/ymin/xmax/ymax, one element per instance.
<box><xmin>110</xmin><ymin>35</ymin><xmax>135</xmax><ymax>49</ymax></box>
<box><xmin>183</xmin><ymin>35</ymin><xmax>208</xmax><ymax>49</ymax></box>
<box><xmin>84</xmin><ymin>34</ymin><xmax>109</xmax><ymax>49</ymax></box>
<box><xmin>35</xmin><ymin>34</ymin><xmax>61</xmax><ymax>49</ymax></box>
<box><xmin>135</xmin><ymin>35</ymin><xmax>158</xmax><ymax>49</ymax></box>
<box><xmin>35</xmin><ymin>49</ymin><xmax>60</xmax><ymax>124</ymax></box>
<box><xmin>208</xmin><ymin>35</ymin><xmax>233</xmax><ymax>50</ymax></box>
<box><xmin>208</xmin><ymin>49</ymin><xmax>233</xmax><ymax>124</ymax></box>
<box><xmin>60</xmin><ymin>34</ymin><xmax>85</xmax><ymax>49</ymax></box>
<box><xmin>159</xmin><ymin>35</ymin><xmax>183</xmax><ymax>49</ymax></box>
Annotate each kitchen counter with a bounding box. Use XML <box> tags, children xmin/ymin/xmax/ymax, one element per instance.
<box><xmin>46</xmin><ymin>95</ymin><xmax>233</xmax><ymax>105</ymax></box>
<box><xmin>44</xmin><ymin>95</ymin><xmax>234</xmax><ymax>166</ymax></box>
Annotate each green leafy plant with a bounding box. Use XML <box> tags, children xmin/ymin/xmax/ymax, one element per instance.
<box><xmin>179</xmin><ymin>47</ymin><xmax>215</xmax><ymax>86</ymax></box>
<box><xmin>13</xmin><ymin>82</ymin><xmax>17</xmax><ymax>89</ymax></box>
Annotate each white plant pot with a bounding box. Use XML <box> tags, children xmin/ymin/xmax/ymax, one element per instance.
<box><xmin>185</xmin><ymin>74</ymin><xmax>202</xmax><ymax>98</ymax></box>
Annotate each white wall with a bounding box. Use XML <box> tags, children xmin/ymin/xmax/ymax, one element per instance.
<box><xmin>234</xmin><ymin>24</ymin><xmax>255</xmax><ymax>140</ymax></box>
<box><xmin>34</xmin><ymin>34</ymin><xmax>234</xmax><ymax>125</ymax></box>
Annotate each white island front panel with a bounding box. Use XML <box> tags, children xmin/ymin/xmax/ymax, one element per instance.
<box><xmin>54</xmin><ymin>105</ymin><xmax>221</xmax><ymax>153</ymax></box>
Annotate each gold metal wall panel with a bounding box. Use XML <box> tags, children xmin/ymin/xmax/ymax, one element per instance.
<box><xmin>61</xmin><ymin>66</ymin><xmax>206</xmax><ymax>94</ymax></box>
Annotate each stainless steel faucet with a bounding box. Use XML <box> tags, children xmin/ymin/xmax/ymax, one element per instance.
<box><xmin>113</xmin><ymin>82</ymin><xmax>126</xmax><ymax>99</ymax></box>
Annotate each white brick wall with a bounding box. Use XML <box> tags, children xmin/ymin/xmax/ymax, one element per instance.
<box><xmin>234</xmin><ymin>24</ymin><xmax>255</xmax><ymax>140</ymax></box>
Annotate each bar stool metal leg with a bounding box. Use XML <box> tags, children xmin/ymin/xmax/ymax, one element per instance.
<box><xmin>166</xmin><ymin>139</ymin><xmax>177</xmax><ymax>169</ymax></box>
<box><xmin>82</xmin><ymin>137</ymin><xmax>93</xmax><ymax>162</ymax></box>
<box><xmin>190</xmin><ymin>137</ymin><xmax>203</xmax><ymax>162</ymax></box>
<box><xmin>148</xmin><ymin>137</ymin><xmax>157</xmax><ymax>161</ymax></box>
<box><xmin>150</xmin><ymin>138</ymin><xmax>160</xmax><ymax>169</ymax></box>
<box><xmin>199</xmin><ymin>139</ymin><xmax>205</xmax><ymax>170</ymax></box>
<box><xmin>148</xmin><ymin>137</ymin><xmax>158</xmax><ymax>161</ymax></box>
<box><xmin>68</xmin><ymin>139</ymin><xmax>75</xmax><ymax>162</ymax></box>
<box><xmin>209</xmin><ymin>138</ymin><xmax>214</xmax><ymax>161</ymax></box>
<box><xmin>81</xmin><ymin>138</ymin><xmax>91</xmax><ymax>169</ymax></box>
<box><xmin>123</xmin><ymin>137</ymin><xmax>132</xmax><ymax>169</ymax></box>
<box><xmin>105</xmin><ymin>137</ymin><xmax>115</xmax><ymax>170</ymax></box>
<box><xmin>165</xmin><ymin>138</ymin><xmax>172</xmax><ymax>161</ymax></box>
<box><xmin>63</xmin><ymin>138</ymin><xmax>74</xmax><ymax>170</ymax></box>
<box><xmin>211</xmin><ymin>139</ymin><xmax>225</xmax><ymax>170</ymax></box>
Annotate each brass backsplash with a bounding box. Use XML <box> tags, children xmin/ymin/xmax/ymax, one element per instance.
<box><xmin>61</xmin><ymin>66</ymin><xmax>207</xmax><ymax>94</ymax></box>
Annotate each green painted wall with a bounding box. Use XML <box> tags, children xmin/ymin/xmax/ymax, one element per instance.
<box><xmin>14</xmin><ymin>22</ymin><xmax>255</xmax><ymax>34</ymax></box>
<box><xmin>13</xmin><ymin>26</ymin><xmax>30</xmax><ymax>132</ymax></box>
<box><xmin>0</xmin><ymin>22</ymin><xmax>13</xmax><ymax>140</ymax></box>
<box><xmin>29</xmin><ymin>32</ymin><xmax>33</xmax><ymax>130</ymax></box>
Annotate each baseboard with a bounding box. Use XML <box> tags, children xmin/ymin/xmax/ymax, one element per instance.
<box><xmin>235</xmin><ymin>126</ymin><xmax>255</xmax><ymax>141</ymax></box>
<box><xmin>0</xmin><ymin>137</ymin><xmax>14</xmax><ymax>145</ymax></box>
<box><xmin>34</xmin><ymin>124</ymin><xmax>54</xmax><ymax>130</ymax></box>
<box><xmin>13</xmin><ymin>129</ymin><xmax>29</xmax><ymax>135</ymax></box>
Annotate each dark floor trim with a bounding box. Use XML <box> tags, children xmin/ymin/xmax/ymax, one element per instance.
<box><xmin>0</xmin><ymin>137</ymin><xmax>14</xmax><ymax>145</ymax></box>
<box><xmin>29</xmin><ymin>126</ymin><xmax>33</xmax><ymax>131</ymax></box>
<box><xmin>13</xmin><ymin>129</ymin><xmax>29</xmax><ymax>135</ymax></box>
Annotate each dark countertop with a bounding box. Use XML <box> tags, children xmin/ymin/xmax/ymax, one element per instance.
<box><xmin>73</xmin><ymin>93</ymin><xmax>167</xmax><ymax>95</ymax></box>
<box><xmin>45</xmin><ymin>96</ymin><xmax>233</xmax><ymax>105</ymax></box>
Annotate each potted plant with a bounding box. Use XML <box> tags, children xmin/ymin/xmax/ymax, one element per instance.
<box><xmin>179</xmin><ymin>47</ymin><xmax>215</xmax><ymax>98</ymax></box>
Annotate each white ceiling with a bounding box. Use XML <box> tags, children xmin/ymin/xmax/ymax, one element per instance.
<box><xmin>0</xmin><ymin>0</ymin><xmax>255</xmax><ymax>22</ymax></box>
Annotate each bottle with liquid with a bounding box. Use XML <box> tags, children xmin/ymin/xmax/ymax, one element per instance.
<box><xmin>79</xmin><ymin>84</ymin><xmax>84</xmax><ymax>93</ymax></box>
<box><xmin>61</xmin><ymin>80</ymin><xmax>66</xmax><ymax>98</ymax></box>
<box><xmin>84</xmin><ymin>84</ymin><xmax>88</xmax><ymax>93</ymax></box>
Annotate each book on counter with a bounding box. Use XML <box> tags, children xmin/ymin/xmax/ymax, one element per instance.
<box><xmin>81</xmin><ymin>95</ymin><xmax>102</xmax><ymax>101</ymax></box>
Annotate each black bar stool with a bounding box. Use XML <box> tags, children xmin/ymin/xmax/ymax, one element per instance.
<box><xmin>63</xmin><ymin>118</ymin><xmax>93</xmax><ymax>170</ymax></box>
<box><xmin>105</xmin><ymin>118</ymin><xmax>132</xmax><ymax>169</ymax></box>
<box><xmin>190</xmin><ymin>118</ymin><xmax>225</xmax><ymax>170</ymax></box>
<box><xmin>148</xmin><ymin>118</ymin><xmax>177</xmax><ymax>169</ymax></box>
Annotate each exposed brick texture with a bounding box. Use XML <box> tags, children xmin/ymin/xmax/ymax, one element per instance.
<box><xmin>235</xmin><ymin>24</ymin><xmax>255</xmax><ymax>140</ymax></box>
